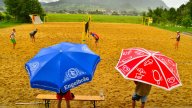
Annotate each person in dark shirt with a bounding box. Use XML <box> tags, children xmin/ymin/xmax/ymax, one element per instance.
<box><xmin>29</xmin><ymin>28</ymin><xmax>38</xmax><ymax>42</ymax></box>
<box><xmin>175</xmin><ymin>31</ymin><xmax>180</xmax><ymax>49</ymax></box>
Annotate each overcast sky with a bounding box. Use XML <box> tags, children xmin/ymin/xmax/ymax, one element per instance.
<box><xmin>162</xmin><ymin>0</ymin><xmax>189</xmax><ymax>8</ymax></box>
<box><xmin>39</xmin><ymin>0</ymin><xmax>189</xmax><ymax>8</ymax></box>
<box><xmin>39</xmin><ymin>0</ymin><xmax>59</xmax><ymax>3</ymax></box>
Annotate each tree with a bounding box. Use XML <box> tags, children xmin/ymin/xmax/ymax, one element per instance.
<box><xmin>145</xmin><ymin>0</ymin><xmax>192</xmax><ymax>27</ymax></box>
<box><xmin>185</xmin><ymin>1</ymin><xmax>192</xmax><ymax>19</ymax></box>
<box><xmin>19</xmin><ymin>0</ymin><xmax>45</xmax><ymax>22</ymax></box>
<box><xmin>176</xmin><ymin>4</ymin><xmax>186</xmax><ymax>25</ymax></box>
<box><xmin>0</xmin><ymin>6</ymin><xmax>4</xmax><ymax>11</ymax></box>
<box><xmin>111</xmin><ymin>11</ymin><xmax>119</xmax><ymax>15</ymax></box>
<box><xmin>147</xmin><ymin>8</ymin><xmax>153</xmax><ymax>17</ymax></box>
<box><xmin>160</xmin><ymin>8</ymin><xmax>168</xmax><ymax>24</ymax></box>
<box><xmin>3</xmin><ymin>0</ymin><xmax>45</xmax><ymax>22</ymax></box>
<box><xmin>182</xmin><ymin>15</ymin><xmax>192</xmax><ymax>28</ymax></box>
<box><xmin>3</xmin><ymin>0</ymin><xmax>21</xmax><ymax>20</ymax></box>
<box><xmin>120</xmin><ymin>11</ymin><xmax>128</xmax><ymax>15</ymax></box>
<box><xmin>152</xmin><ymin>7</ymin><xmax>164</xmax><ymax>24</ymax></box>
<box><xmin>0</xmin><ymin>12</ymin><xmax>4</xmax><ymax>21</ymax></box>
<box><xmin>167</xmin><ymin>8</ymin><xmax>177</xmax><ymax>23</ymax></box>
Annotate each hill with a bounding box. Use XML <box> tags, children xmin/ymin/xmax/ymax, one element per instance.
<box><xmin>42</xmin><ymin>0</ymin><xmax>168</xmax><ymax>13</ymax></box>
<box><xmin>0</xmin><ymin>0</ymin><xmax>4</xmax><ymax>11</ymax></box>
<box><xmin>0</xmin><ymin>0</ymin><xmax>3</xmax><ymax>6</ymax></box>
<box><xmin>0</xmin><ymin>0</ymin><xmax>168</xmax><ymax>13</ymax></box>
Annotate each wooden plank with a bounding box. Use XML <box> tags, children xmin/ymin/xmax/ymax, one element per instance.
<box><xmin>36</xmin><ymin>94</ymin><xmax>105</xmax><ymax>101</ymax></box>
<box><xmin>15</xmin><ymin>102</ymin><xmax>44</xmax><ymax>105</ymax></box>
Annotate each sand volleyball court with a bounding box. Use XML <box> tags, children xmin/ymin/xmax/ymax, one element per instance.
<box><xmin>0</xmin><ymin>22</ymin><xmax>192</xmax><ymax>108</ymax></box>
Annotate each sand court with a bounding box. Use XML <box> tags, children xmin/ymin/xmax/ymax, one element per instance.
<box><xmin>0</xmin><ymin>22</ymin><xmax>192</xmax><ymax>108</ymax></box>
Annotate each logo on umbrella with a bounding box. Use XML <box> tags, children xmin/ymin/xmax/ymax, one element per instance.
<box><xmin>67</xmin><ymin>68</ymin><xmax>79</xmax><ymax>78</ymax></box>
<box><xmin>135</xmin><ymin>68</ymin><xmax>146</xmax><ymax>79</ymax></box>
<box><xmin>120</xmin><ymin>65</ymin><xmax>131</xmax><ymax>75</ymax></box>
<box><xmin>122</xmin><ymin>56</ymin><xmax>133</xmax><ymax>63</ymax></box>
<box><xmin>122</xmin><ymin>50</ymin><xmax>131</xmax><ymax>55</ymax></box>
<box><xmin>64</xmin><ymin>68</ymin><xmax>86</xmax><ymax>82</ymax></box>
<box><xmin>144</xmin><ymin>59</ymin><xmax>153</xmax><ymax>66</ymax></box>
<box><xmin>82</xmin><ymin>46</ymin><xmax>90</xmax><ymax>52</ymax></box>
<box><xmin>29</xmin><ymin>62</ymin><xmax>39</xmax><ymax>73</ymax></box>
<box><xmin>168</xmin><ymin>60</ymin><xmax>176</xmax><ymax>66</ymax></box>
<box><xmin>167</xmin><ymin>77</ymin><xmax>175</xmax><ymax>84</ymax></box>
<box><xmin>169</xmin><ymin>67</ymin><xmax>179</xmax><ymax>78</ymax></box>
<box><xmin>135</xmin><ymin>51</ymin><xmax>145</xmax><ymax>55</ymax></box>
<box><xmin>152</xmin><ymin>70</ymin><xmax>162</xmax><ymax>85</ymax></box>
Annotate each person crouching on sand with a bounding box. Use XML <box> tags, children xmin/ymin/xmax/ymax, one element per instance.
<box><xmin>90</xmin><ymin>32</ymin><xmax>100</xmax><ymax>46</ymax></box>
<box><xmin>29</xmin><ymin>28</ymin><xmax>38</xmax><ymax>42</ymax></box>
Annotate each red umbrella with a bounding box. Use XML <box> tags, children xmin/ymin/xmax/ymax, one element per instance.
<box><xmin>115</xmin><ymin>48</ymin><xmax>182</xmax><ymax>91</ymax></box>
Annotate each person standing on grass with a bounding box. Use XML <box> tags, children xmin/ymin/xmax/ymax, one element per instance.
<box><xmin>29</xmin><ymin>28</ymin><xmax>38</xmax><ymax>42</ymax></box>
<box><xmin>57</xmin><ymin>90</ymin><xmax>74</xmax><ymax>108</ymax></box>
<box><xmin>175</xmin><ymin>31</ymin><xmax>180</xmax><ymax>49</ymax></box>
<box><xmin>10</xmin><ymin>28</ymin><xmax>16</xmax><ymax>49</ymax></box>
<box><xmin>132</xmin><ymin>81</ymin><xmax>152</xmax><ymax>108</ymax></box>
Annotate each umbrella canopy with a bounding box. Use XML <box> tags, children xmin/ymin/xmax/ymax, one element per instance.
<box><xmin>115</xmin><ymin>48</ymin><xmax>182</xmax><ymax>91</ymax></box>
<box><xmin>25</xmin><ymin>42</ymin><xmax>100</xmax><ymax>93</ymax></box>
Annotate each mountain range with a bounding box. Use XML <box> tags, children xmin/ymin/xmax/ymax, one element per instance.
<box><xmin>0</xmin><ymin>0</ymin><xmax>3</xmax><ymax>6</ymax></box>
<box><xmin>0</xmin><ymin>0</ymin><xmax>168</xmax><ymax>12</ymax></box>
<box><xmin>42</xmin><ymin>0</ymin><xmax>168</xmax><ymax>12</ymax></box>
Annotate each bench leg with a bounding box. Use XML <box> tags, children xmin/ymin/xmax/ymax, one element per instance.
<box><xmin>44</xmin><ymin>100</ymin><xmax>50</xmax><ymax>108</ymax></box>
<box><xmin>93</xmin><ymin>101</ymin><xmax>96</xmax><ymax>108</ymax></box>
<box><xmin>91</xmin><ymin>101</ymin><xmax>96</xmax><ymax>108</ymax></box>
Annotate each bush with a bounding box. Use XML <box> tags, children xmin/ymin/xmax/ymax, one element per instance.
<box><xmin>182</xmin><ymin>16</ymin><xmax>192</xmax><ymax>28</ymax></box>
<box><xmin>5</xmin><ymin>13</ymin><xmax>12</xmax><ymax>21</ymax></box>
<box><xmin>112</xmin><ymin>11</ymin><xmax>119</xmax><ymax>15</ymax></box>
<box><xmin>0</xmin><ymin>12</ymin><xmax>4</xmax><ymax>21</ymax></box>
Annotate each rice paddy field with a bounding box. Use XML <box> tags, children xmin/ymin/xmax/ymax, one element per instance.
<box><xmin>0</xmin><ymin>22</ymin><xmax>192</xmax><ymax>108</ymax></box>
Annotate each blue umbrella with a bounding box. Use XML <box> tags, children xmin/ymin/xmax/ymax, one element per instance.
<box><xmin>25</xmin><ymin>42</ymin><xmax>100</xmax><ymax>93</ymax></box>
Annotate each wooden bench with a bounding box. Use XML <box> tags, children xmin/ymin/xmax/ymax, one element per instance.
<box><xmin>36</xmin><ymin>94</ymin><xmax>105</xmax><ymax>108</ymax></box>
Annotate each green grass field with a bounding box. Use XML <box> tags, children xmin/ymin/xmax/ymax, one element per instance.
<box><xmin>1</xmin><ymin>14</ymin><xmax>192</xmax><ymax>33</ymax></box>
<box><xmin>45</xmin><ymin>14</ymin><xmax>192</xmax><ymax>33</ymax></box>
<box><xmin>152</xmin><ymin>24</ymin><xmax>192</xmax><ymax>33</ymax></box>
<box><xmin>0</xmin><ymin>21</ymin><xmax>22</xmax><ymax>28</ymax></box>
<box><xmin>47</xmin><ymin>13</ymin><xmax>143</xmax><ymax>24</ymax></box>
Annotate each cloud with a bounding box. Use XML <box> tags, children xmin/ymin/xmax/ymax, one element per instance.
<box><xmin>162</xmin><ymin>0</ymin><xmax>189</xmax><ymax>8</ymax></box>
<box><xmin>39</xmin><ymin>0</ymin><xmax>59</xmax><ymax>3</ymax></box>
